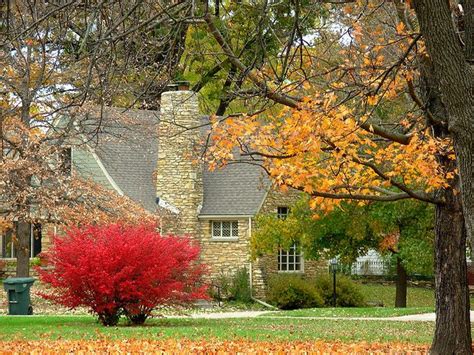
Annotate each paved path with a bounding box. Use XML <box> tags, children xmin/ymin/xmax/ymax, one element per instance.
<box><xmin>168</xmin><ymin>311</ymin><xmax>270</xmax><ymax>319</ymax></box>
<box><xmin>168</xmin><ymin>310</ymin><xmax>474</xmax><ymax>322</ymax></box>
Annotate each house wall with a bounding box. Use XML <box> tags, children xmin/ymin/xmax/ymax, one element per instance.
<box><xmin>194</xmin><ymin>187</ymin><xmax>328</xmax><ymax>300</ymax></box>
<box><xmin>251</xmin><ymin>188</ymin><xmax>327</xmax><ymax>299</ymax></box>
<box><xmin>72</xmin><ymin>148</ymin><xmax>115</xmax><ymax>190</ymax></box>
<box><xmin>199</xmin><ymin>218</ymin><xmax>251</xmax><ymax>280</ymax></box>
<box><xmin>0</xmin><ymin>223</ymin><xmax>55</xmax><ymax>277</ymax></box>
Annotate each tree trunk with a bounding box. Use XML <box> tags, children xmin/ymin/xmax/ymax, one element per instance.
<box><xmin>15</xmin><ymin>222</ymin><xmax>30</xmax><ymax>277</ymax></box>
<box><xmin>455</xmin><ymin>137</ymin><xmax>474</xmax><ymax>264</ymax></box>
<box><xmin>395</xmin><ymin>256</ymin><xmax>407</xmax><ymax>308</ymax></box>
<box><xmin>413</xmin><ymin>0</ymin><xmax>474</xmax><ymax>277</ymax></box>
<box><xmin>431</xmin><ymin>189</ymin><xmax>472</xmax><ymax>354</ymax></box>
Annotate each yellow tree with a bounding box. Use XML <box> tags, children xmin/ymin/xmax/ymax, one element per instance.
<box><xmin>200</xmin><ymin>1</ymin><xmax>473</xmax><ymax>353</ymax></box>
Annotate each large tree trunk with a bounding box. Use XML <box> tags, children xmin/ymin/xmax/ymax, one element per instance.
<box><xmin>413</xmin><ymin>0</ymin><xmax>474</xmax><ymax>276</ymax></box>
<box><xmin>15</xmin><ymin>221</ymin><xmax>30</xmax><ymax>277</ymax></box>
<box><xmin>395</xmin><ymin>256</ymin><xmax>407</xmax><ymax>308</ymax></box>
<box><xmin>431</xmin><ymin>189</ymin><xmax>472</xmax><ymax>354</ymax></box>
<box><xmin>455</xmin><ymin>137</ymin><xmax>474</xmax><ymax>262</ymax></box>
<box><xmin>411</xmin><ymin>3</ymin><xmax>473</xmax><ymax>352</ymax></box>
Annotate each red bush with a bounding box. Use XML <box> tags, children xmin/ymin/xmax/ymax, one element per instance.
<box><xmin>37</xmin><ymin>224</ymin><xmax>207</xmax><ymax>326</ymax></box>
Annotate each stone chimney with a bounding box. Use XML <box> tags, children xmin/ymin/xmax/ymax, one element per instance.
<box><xmin>156</xmin><ymin>90</ymin><xmax>203</xmax><ymax>237</ymax></box>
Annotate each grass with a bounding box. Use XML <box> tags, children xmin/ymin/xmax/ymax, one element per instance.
<box><xmin>263</xmin><ymin>281</ymin><xmax>474</xmax><ymax>318</ymax></box>
<box><xmin>263</xmin><ymin>307</ymin><xmax>434</xmax><ymax>318</ymax></box>
<box><xmin>0</xmin><ymin>315</ymin><xmax>436</xmax><ymax>344</ymax></box>
<box><xmin>356</xmin><ymin>282</ymin><xmax>474</xmax><ymax>308</ymax></box>
<box><xmin>357</xmin><ymin>282</ymin><xmax>435</xmax><ymax>308</ymax></box>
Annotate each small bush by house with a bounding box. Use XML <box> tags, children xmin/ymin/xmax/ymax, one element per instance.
<box><xmin>37</xmin><ymin>223</ymin><xmax>207</xmax><ymax>326</ymax></box>
<box><xmin>208</xmin><ymin>272</ymin><xmax>232</xmax><ymax>302</ymax></box>
<box><xmin>267</xmin><ymin>274</ymin><xmax>324</xmax><ymax>310</ymax></box>
<box><xmin>229</xmin><ymin>268</ymin><xmax>252</xmax><ymax>303</ymax></box>
<box><xmin>315</xmin><ymin>274</ymin><xmax>366</xmax><ymax>307</ymax></box>
<box><xmin>209</xmin><ymin>267</ymin><xmax>252</xmax><ymax>304</ymax></box>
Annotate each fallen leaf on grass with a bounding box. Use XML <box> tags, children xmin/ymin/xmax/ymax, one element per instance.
<box><xmin>0</xmin><ymin>339</ymin><xmax>430</xmax><ymax>354</ymax></box>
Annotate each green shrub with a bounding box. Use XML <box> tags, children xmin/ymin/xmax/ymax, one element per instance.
<box><xmin>229</xmin><ymin>268</ymin><xmax>252</xmax><ymax>303</ymax></box>
<box><xmin>267</xmin><ymin>274</ymin><xmax>324</xmax><ymax>310</ymax></box>
<box><xmin>314</xmin><ymin>274</ymin><xmax>366</xmax><ymax>307</ymax></box>
<box><xmin>209</xmin><ymin>268</ymin><xmax>252</xmax><ymax>304</ymax></box>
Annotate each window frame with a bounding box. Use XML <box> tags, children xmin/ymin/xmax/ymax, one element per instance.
<box><xmin>0</xmin><ymin>224</ymin><xmax>42</xmax><ymax>259</ymax></box>
<box><xmin>277</xmin><ymin>206</ymin><xmax>289</xmax><ymax>220</ymax></box>
<box><xmin>276</xmin><ymin>206</ymin><xmax>303</xmax><ymax>272</ymax></box>
<box><xmin>211</xmin><ymin>220</ymin><xmax>239</xmax><ymax>241</ymax></box>
<box><xmin>278</xmin><ymin>243</ymin><xmax>304</xmax><ymax>273</ymax></box>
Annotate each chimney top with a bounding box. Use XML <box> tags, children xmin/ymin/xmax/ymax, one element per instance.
<box><xmin>164</xmin><ymin>81</ymin><xmax>191</xmax><ymax>92</ymax></box>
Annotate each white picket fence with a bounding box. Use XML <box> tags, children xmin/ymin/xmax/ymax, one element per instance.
<box><xmin>350</xmin><ymin>250</ymin><xmax>389</xmax><ymax>276</ymax></box>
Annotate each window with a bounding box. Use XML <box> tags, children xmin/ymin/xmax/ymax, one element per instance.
<box><xmin>60</xmin><ymin>147</ymin><xmax>72</xmax><ymax>175</ymax></box>
<box><xmin>278</xmin><ymin>243</ymin><xmax>303</xmax><ymax>272</ymax></box>
<box><xmin>1</xmin><ymin>224</ymin><xmax>42</xmax><ymax>258</ymax></box>
<box><xmin>277</xmin><ymin>206</ymin><xmax>289</xmax><ymax>220</ymax></box>
<box><xmin>1</xmin><ymin>229</ymin><xmax>14</xmax><ymax>258</ymax></box>
<box><xmin>211</xmin><ymin>221</ymin><xmax>238</xmax><ymax>239</ymax></box>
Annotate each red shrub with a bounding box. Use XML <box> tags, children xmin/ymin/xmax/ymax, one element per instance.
<box><xmin>37</xmin><ymin>224</ymin><xmax>207</xmax><ymax>326</ymax></box>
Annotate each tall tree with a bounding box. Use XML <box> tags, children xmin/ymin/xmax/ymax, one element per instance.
<box><xmin>0</xmin><ymin>0</ymin><xmax>188</xmax><ymax>276</ymax></box>
<box><xmin>197</xmin><ymin>1</ymin><xmax>473</xmax><ymax>352</ymax></box>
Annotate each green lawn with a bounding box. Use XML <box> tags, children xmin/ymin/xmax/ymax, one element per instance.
<box><xmin>0</xmin><ymin>315</ymin><xmax>435</xmax><ymax>344</ymax></box>
<box><xmin>357</xmin><ymin>283</ymin><xmax>435</xmax><ymax>308</ymax></box>
<box><xmin>357</xmin><ymin>282</ymin><xmax>474</xmax><ymax>309</ymax></box>
<box><xmin>263</xmin><ymin>307</ymin><xmax>434</xmax><ymax>318</ymax></box>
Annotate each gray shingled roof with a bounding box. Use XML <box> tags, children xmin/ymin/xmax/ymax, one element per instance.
<box><xmin>79</xmin><ymin>107</ymin><xmax>160</xmax><ymax>212</ymax></box>
<box><xmin>77</xmin><ymin>107</ymin><xmax>269</xmax><ymax>216</ymax></box>
<box><xmin>201</xmin><ymin>163</ymin><xmax>269</xmax><ymax>216</ymax></box>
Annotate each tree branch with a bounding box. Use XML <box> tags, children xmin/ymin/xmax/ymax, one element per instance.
<box><xmin>204</xmin><ymin>12</ymin><xmax>412</xmax><ymax>145</ymax></box>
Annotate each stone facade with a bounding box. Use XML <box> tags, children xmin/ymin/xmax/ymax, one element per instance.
<box><xmin>155</xmin><ymin>90</ymin><xmax>327</xmax><ymax>299</ymax></box>
<box><xmin>251</xmin><ymin>188</ymin><xmax>327</xmax><ymax>298</ymax></box>
<box><xmin>156</xmin><ymin>91</ymin><xmax>203</xmax><ymax>238</ymax></box>
<box><xmin>199</xmin><ymin>218</ymin><xmax>252</xmax><ymax>278</ymax></box>
<box><xmin>1</xmin><ymin>89</ymin><xmax>328</xmax><ymax>300</ymax></box>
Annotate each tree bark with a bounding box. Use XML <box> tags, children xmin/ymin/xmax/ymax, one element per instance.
<box><xmin>15</xmin><ymin>221</ymin><xmax>30</xmax><ymax>277</ymax></box>
<box><xmin>411</xmin><ymin>3</ymin><xmax>473</xmax><ymax>352</ymax></box>
<box><xmin>413</xmin><ymin>0</ymin><xmax>474</xmax><ymax>269</ymax></box>
<box><xmin>431</xmin><ymin>189</ymin><xmax>472</xmax><ymax>354</ymax></box>
<box><xmin>455</xmin><ymin>137</ymin><xmax>474</xmax><ymax>263</ymax></box>
<box><xmin>395</xmin><ymin>256</ymin><xmax>407</xmax><ymax>308</ymax></box>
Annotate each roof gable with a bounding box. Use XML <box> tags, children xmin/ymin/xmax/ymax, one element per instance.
<box><xmin>73</xmin><ymin>106</ymin><xmax>269</xmax><ymax>216</ymax></box>
<box><xmin>200</xmin><ymin>163</ymin><xmax>270</xmax><ymax>216</ymax></box>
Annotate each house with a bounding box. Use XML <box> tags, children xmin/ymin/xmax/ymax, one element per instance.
<box><xmin>0</xmin><ymin>89</ymin><xmax>326</xmax><ymax>298</ymax></box>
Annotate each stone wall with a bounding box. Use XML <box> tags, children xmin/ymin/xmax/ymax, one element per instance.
<box><xmin>199</xmin><ymin>218</ymin><xmax>252</xmax><ymax>280</ymax></box>
<box><xmin>251</xmin><ymin>255</ymin><xmax>328</xmax><ymax>299</ymax></box>
<box><xmin>156</xmin><ymin>90</ymin><xmax>203</xmax><ymax>238</ymax></box>
<box><xmin>40</xmin><ymin>223</ymin><xmax>54</xmax><ymax>252</ymax></box>
<box><xmin>251</xmin><ymin>188</ymin><xmax>327</xmax><ymax>299</ymax></box>
<box><xmin>1</xmin><ymin>259</ymin><xmax>41</xmax><ymax>278</ymax></box>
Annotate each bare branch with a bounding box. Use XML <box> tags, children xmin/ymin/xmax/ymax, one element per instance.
<box><xmin>204</xmin><ymin>12</ymin><xmax>412</xmax><ymax>145</ymax></box>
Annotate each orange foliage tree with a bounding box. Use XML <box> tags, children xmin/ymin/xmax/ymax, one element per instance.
<box><xmin>199</xmin><ymin>1</ymin><xmax>473</xmax><ymax>353</ymax></box>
